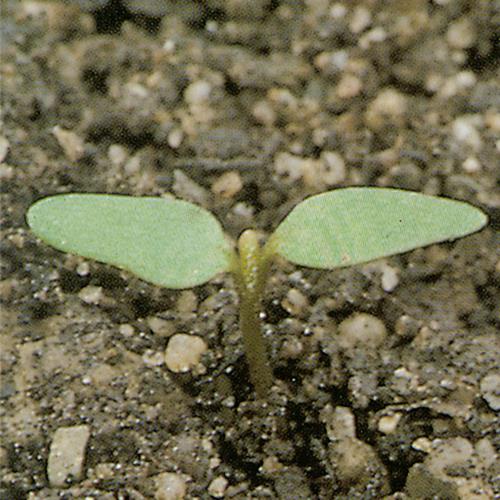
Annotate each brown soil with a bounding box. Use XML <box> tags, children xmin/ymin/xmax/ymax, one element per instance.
<box><xmin>1</xmin><ymin>1</ymin><xmax>499</xmax><ymax>498</ymax></box>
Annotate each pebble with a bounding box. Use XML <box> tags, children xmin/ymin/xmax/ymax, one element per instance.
<box><xmin>208</xmin><ymin>476</ymin><xmax>229</xmax><ymax>498</ymax></box>
<box><xmin>176</xmin><ymin>290</ymin><xmax>198</xmax><ymax>314</ymax></box>
<box><xmin>480</xmin><ymin>372</ymin><xmax>500</xmax><ymax>411</ymax></box>
<box><xmin>0</xmin><ymin>135</ymin><xmax>9</xmax><ymax>162</ymax></box>
<box><xmin>172</xmin><ymin>170</ymin><xmax>210</xmax><ymax>206</ymax></box>
<box><xmin>337</xmin><ymin>313</ymin><xmax>387</xmax><ymax>350</ymax></box>
<box><xmin>380</xmin><ymin>263</ymin><xmax>400</xmax><ymax>292</ymax></box>
<box><xmin>147</xmin><ymin>317</ymin><xmax>174</xmax><ymax>337</ymax></box>
<box><xmin>365</xmin><ymin>88</ymin><xmax>408</xmax><ymax>131</ymax></box>
<box><xmin>154</xmin><ymin>472</ymin><xmax>188</xmax><ymax>500</ymax></box>
<box><xmin>462</xmin><ymin>156</ymin><xmax>481</xmax><ymax>173</ymax></box>
<box><xmin>164</xmin><ymin>334</ymin><xmax>208</xmax><ymax>373</ymax></box>
<box><xmin>320</xmin><ymin>404</ymin><xmax>356</xmax><ymax>441</ymax></box>
<box><xmin>108</xmin><ymin>144</ymin><xmax>128</xmax><ymax>166</ymax></box>
<box><xmin>451</xmin><ymin>117</ymin><xmax>482</xmax><ymax>151</ymax></box>
<box><xmin>329</xmin><ymin>438</ymin><xmax>389</xmax><ymax>490</ymax></box>
<box><xmin>281</xmin><ymin>288</ymin><xmax>309</xmax><ymax>317</ymax></box>
<box><xmin>251</xmin><ymin>99</ymin><xmax>276</xmax><ymax>126</ymax></box>
<box><xmin>52</xmin><ymin>125</ymin><xmax>85</xmax><ymax>162</ymax></box>
<box><xmin>377</xmin><ymin>413</ymin><xmax>402</xmax><ymax>434</ymax></box>
<box><xmin>319</xmin><ymin>151</ymin><xmax>346</xmax><ymax>186</ymax></box>
<box><xmin>184</xmin><ymin>80</ymin><xmax>212</xmax><ymax>106</ymax></box>
<box><xmin>274</xmin><ymin>152</ymin><xmax>311</xmax><ymax>183</ymax></box>
<box><xmin>349</xmin><ymin>6</ymin><xmax>372</xmax><ymax>34</ymax></box>
<box><xmin>167</xmin><ymin>128</ymin><xmax>184</xmax><ymax>149</ymax></box>
<box><xmin>446</xmin><ymin>17</ymin><xmax>476</xmax><ymax>50</ymax></box>
<box><xmin>47</xmin><ymin>425</ymin><xmax>90</xmax><ymax>487</ymax></box>
<box><xmin>211</xmin><ymin>171</ymin><xmax>243</xmax><ymax>199</ymax></box>
<box><xmin>78</xmin><ymin>285</ymin><xmax>104</xmax><ymax>305</ymax></box>
<box><xmin>335</xmin><ymin>73</ymin><xmax>363</xmax><ymax>99</ymax></box>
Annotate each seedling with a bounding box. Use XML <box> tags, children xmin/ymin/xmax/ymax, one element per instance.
<box><xmin>27</xmin><ymin>188</ymin><xmax>487</xmax><ymax>397</ymax></box>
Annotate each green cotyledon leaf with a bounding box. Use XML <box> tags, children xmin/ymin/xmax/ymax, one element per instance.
<box><xmin>27</xmin><ymin>194</ymin><xmax>236</xmax><ymax>288</ymax></box>
<box><xmin>268</xmin><ymin>187</ymin><xmax>488</xmax><ymax>269</ymax></box>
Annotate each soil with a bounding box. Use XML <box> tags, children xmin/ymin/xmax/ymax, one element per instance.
<box><xmin>1</xmin><ymin>1</ymin><xmax>499</xmax><ymax>499</ymax></box>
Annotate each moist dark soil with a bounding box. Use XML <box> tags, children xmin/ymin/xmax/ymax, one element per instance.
<box><xmin>1</xmin><ymin>1</ymin><xmax>499</xmax><ymax>499</ymax></box>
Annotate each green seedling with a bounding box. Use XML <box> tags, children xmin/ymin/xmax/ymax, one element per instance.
<box><xmin>27</xmin><ymin>188</ymin><xmax>487</xmax><ymax>397</ymax></box>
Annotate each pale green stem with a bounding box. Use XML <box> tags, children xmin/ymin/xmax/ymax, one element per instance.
<box><xmin>234</xmin><ymin>229</ymin><xmax>274</xmax><ymax>398</ymax></box>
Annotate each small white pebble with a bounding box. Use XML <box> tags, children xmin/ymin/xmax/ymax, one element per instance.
<box><xmin>349</xmin><ymin>6</ymin><xmax>372</xmax><ymax>34</ymax></box>
<box><xmin>168</xmin><ymin>128</ymin><xmax>184</xmax><ymax>149</ymax></box>
<box><xmin>0</xmin><ymin>165</ymin><xmax>13</xmax><ymax>180</ymax></box>
<box><xmin>274</xmin><ymin>152</ymin><xmax>309</xmax><ymax>183</ymax></box>
<box><xmin>142</xmin><ymin>350</ymin><xmax>165</xmax><ymax>367</ymax></box>
<box><xmin>165</xmin><ymin>334</ymin><xmax>207</xmax><ymax>373</ymax></box>
<box><xmin>462</xmin><ymin>157</ymin><xmax>481</xmax><ymax>173</ymax></box>
<box><xmin>76</xmin><ymin>261</ymin><xmax>90</xmax><ymax>276</ymax></box>
<box><xmin>378</xmin><ymin>413</ymin><xmax>402</xmax><ymax>434</ymax></box>
<box><xmin>321</xmin><ymin>405</ymin><xmax>356</xmax><ymax>441</ymax></box>
<box><xmin>208</xmin><ymin>476</ymin><xmax>229</xmax><ymax>498</ymax></box>
<box><xmin>412</xmin><ymin>437</ymin><xmax>432</xmax><ymax>453</ymax></box>
<box><xmin>337</xmin><ymin>313</ymin><xmax>387</xmax><ymax>350</ymax></box>
<box><xmin>47</xmin><ymin>425</ymin><xmax>90</xmax><ymax>487</ymax></box>
<box><xmin>252</xmin><ymin>99</ymin><xmax>276</xmax><ymax>126</ymax></box>
<box><xmin>381</xmin><ymin>264</ymin><xmax>400</xmax><ymax>292</ymax></box>
<box><xmin>319</xmin><ymin>151</ymin><xmax>347</xmax><ymax>186</ymax></box>
<box><xmin>52</xmin><ymin>126</ymin><xmax>85</xmax><ymax>162</ymax></box>
<box><xmin>336</xmin><ymin>73</ymin><xmax>363</xmax><ymax>99</ymax></box>
<box><xmin>154</xmin><ymin>472</ymin><xmax>188</xmax><ymax>500</ymax></box>
<box><xmin>211</xmin><ymin>171</ymin><xmax>243</xmax><ymax>199</ymax></box>
<box><xmin>184</xmin><ymin>80</ymin><xmax>212</xmax><ymax>106</ymax></box>
<box><xmin>446</xmin><ymin>17</ymin><xmax>476</xmax><ymax>49</ymax></box>
<box><xmin>148</xmin><ymin>316</ymin><xmax>175</xmax><ymax>337</ymax></box>
<box><xmin>451</xmin><ymin>117</ymin><xmax>482</xmax><ymax>151</ymax></box>
<box><xmin>0</xmin><ymin>136</ymin><xmax>10</xmax><ymax>162</ymax></box>
<box><xmin>281</xmin><ymin>288</ymin><xmax>309</xmax><ymax>317</ymax></box>
<box><xmin>78</xmin><ymin>285</ymin><xmax>104</xmax><ymax>305</ymax></box>
<box><xmin>480</xmin><ymin>373</ymin><xmax>500</xmax><ymax>411</ymax></box>
<box><xmin>108</xmin><ymin>144</ymin><xmax>128</xmax><ymax>166</ymax></box>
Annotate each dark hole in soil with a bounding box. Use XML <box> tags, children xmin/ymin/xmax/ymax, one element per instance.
<box><xmin>58</xmin><ymin>268</ymin><xmax>88</xmax><ymax>293</ymax></box>
<box><xmin>224</xmin><ymin>76</ymin><xmax>241</xmax><ymax>96</ymax></box>
<box><xmin>93</xmin><ymin>0</ymin><xmax>131</xmax><ymax>34</ymax></box>
<box><xmin>466</xmin><ymin>32</ymin><xmax>499</xmax><ymax>72</ymax></box>
<box><xmin>82</xmin><ymin>68</ymin><xmax>109</xmax><ymax>94</ymax></box>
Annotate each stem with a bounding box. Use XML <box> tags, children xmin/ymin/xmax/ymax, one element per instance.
<box><xmin>235</xmin><ymin>229</ymin><xmax>273</xmax><ymax>398</ymax></box>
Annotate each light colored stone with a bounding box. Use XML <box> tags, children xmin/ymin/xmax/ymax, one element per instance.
<box><xmin>335</xmin><ymin>74</ymin><xmax>363</xmax><ymax>99</ymax></box>
<box><xmin>451</xmin><ymin>117</ymin><xmax>482</xmax><ymax>151</ymax></box>
<box><xmin>281</xmin><ymin>288</ymin><xmax>309</xmax><ymax>317</ymax></box>
<box><xmin>47</xmin><ymin>425</ymin><xmax>90</xmax><ymax>487</ymax></box>
<box><xmin>212</xmin><ymin>171</ymin><xmax>243</xmax><ymax>198</ymax></box>
<box><xmin>321</xmin><ymin>404</ymin><xmax>356</xmax><ymax>441</ymax></box>
<box><xmin>446</xmin><ymin>17</ymin><xmax>476</xmax><ymax>49</ymax></box>
<box><xmin>108</xmin><ymin>144</ymin><xmax>128</xmax><ymax>166</ymax></box>
<box><xmin>480</xmin><ymin>372</ymin><xmax>500</xmax><ymax>410</ymax></box>
<box><xmin>349</xmin><ymin>6</ymin><xmax>372</xmax><ymax>34</ymax></box>
<box><xmin>319</xmin><ymin>151</ymin><xmax>346</xmax><ymax>185</ymax></box>
<box><xmin>78</xmin><ymin>285</ymin><xmax>104</xmax><ymax>305</ymax></box>
<box><xmin>165</xmin><ymin>334</ymin><xmax>208</xmax><ymax>373</ymax></box>
<box><xmin>337</xmin><ymin>313</ymin><xmax>387</xmax><ymax>350</ymax></box>
<box><xmin>154</xmin><ymin>472</ymin><xmax>188</xmax><ymax>500</ymax></box>
<box><xmin>380</xmin><ymin>263</ymin><xmax>399</xmax><ymax>292</ymax></box>
<box><xmin>52</xmin><ymin>125</ymin><xmax>85</xmax><ymax>162</ymax></box>
<box><xmin>184</xmin><ymin>80</ymin><xmax>212</xmax><ymax>105</ymax></box>
<box><xmin>377</xmin><ymin>413</ymin><xmax>402</xmax><ymax>434</ymax></box>
<box><xmin>274</xmin><ymin>151</ymin><xmax>310</xmax><ymax>183</ymax></box>
<box><xmin>208</xmin><ymin>476</ymin><xmax>229</xmax><ymax>498</ymax></box>
<box><xmin>0</xmin><ymin>136</ymin><xmax>9</xmax><ymax>162</ymax></box>
<box><xmin>147</xmin><ymin>316</ymin><xmax>175</xmax><ymax>337</ymax></box>
<box><xmin>365</xmin><ymin>88</ymin><xmax>407</xmax><ymax>131</ymax></box>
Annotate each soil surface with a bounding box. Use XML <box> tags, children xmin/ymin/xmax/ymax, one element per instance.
<box><xmin>1</xmin><ymin>1</ymin><xmax>499</xmax><ymax>499</ymax></box>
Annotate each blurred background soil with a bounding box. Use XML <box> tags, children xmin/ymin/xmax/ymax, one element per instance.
<box><xmin>1</xmin><ymin>0</ymin><xmax>499</xmax><ymax>498</ymax></box>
